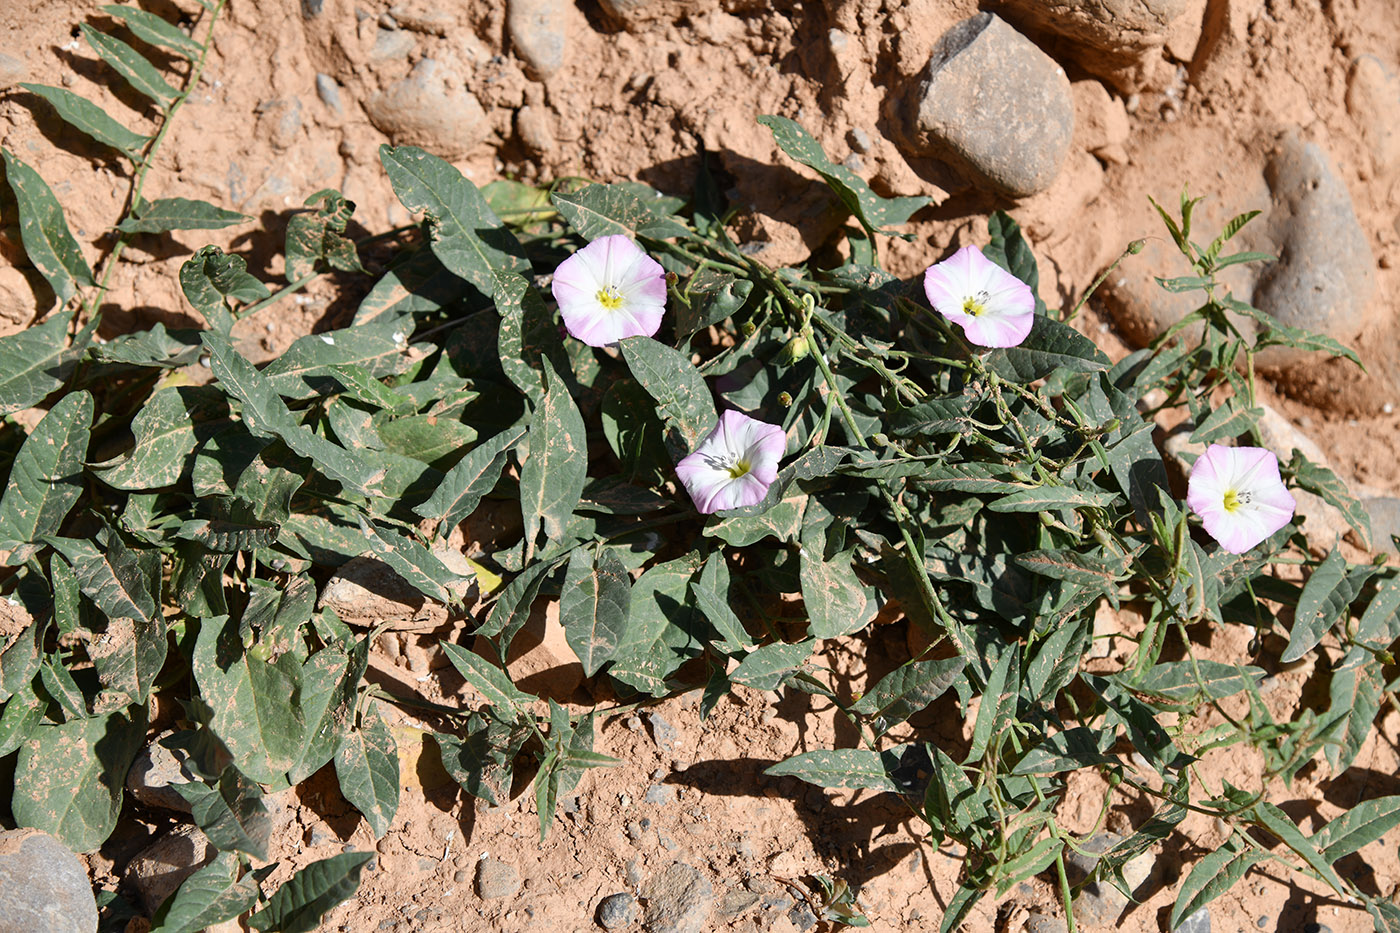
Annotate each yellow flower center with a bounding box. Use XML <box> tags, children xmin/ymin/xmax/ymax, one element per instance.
<box><xmin>726</xmin><ymin>458</ymin><xmax>752</xmax><ymax>479</ymax></box>
<box><xmin>596</xmin><ymin>285</ymin><xmax>624</xmax><ymax>310</ymax></box>
<box><xmin>962</xmin><ymin>289</ymin><xmax>990</xmax><ymax>317</ymax></box>
<box><xmin>1222</xmin><ymin>488</ymin><xmax>1253</xmax><ymax>513</ymax></box>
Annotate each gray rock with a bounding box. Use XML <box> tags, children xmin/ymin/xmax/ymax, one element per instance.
<box><xmin>1254</xmin><ymin>131</ymin><xmax>1376</xmax><ymax>369</ymax></box>
<box><xmin>390</xmin><ymin>4</ymin><xmax>455</xmax><ymax>35</ymax></box>
<box><xmin>646</xmin><ymin>712</ymin><xmax>678</xmax><ymax>750</ymax></box>
<box><xmin>1347</xmin><ymin>56</ymin><xmax>1400</xmax><ymax>177</ymax></box>
<box><xmin>508</xmin><ymin>0</ymin><xmax>569</xmax><ymax>79</ymax></box>
<box><xmin>301</xmin><ymin>0</ymin><xmax>324</xmax><ymax>16</ymax></box>
<box><xmin>0</xmin><ymin>829</ymin><xmax>99</xmax><ymax>933</ymax></box>
<box><xmin>598</xmin><ymin>891</ymin><xmax>637</xmax><ymax>929</ymax></box>
<box><xmin>1063</xmin><ymin>832</ymin><xmax>1152</xmax><ymax>928</ymax></box>
<box><xmin>316</xmin><ymin>73</ymin><xmax>344</xmax><ymax>116</ymax></box>
<box><xmin>644</xmin><ymin>784</ymin><xmax>674</xmax><ymax>806</ymax></box>
<box><xmin>127</xmin><ymin>825</ymin><xmax>218</xmax><ymax>913</ymax></box>
<box><xmin>475</xmin><ymin>857</ymin><xmax>521</xmax><ymax>900</ymax></box>
<box><xmin>847</xmin><ymin>127</ymin><xmax>872</xmax><ymax>154</ymax></box>
<box><xmin>371</xmin><ymin>27</ymin><xmax>416</xmax><ymax>62</ymax></box>
<box><xmin>256</xmin><ymin>98</ymin><xmax>303</xmax><ymax>151</ymax></box>
<box><xmin>365</xmin><ymin>59</ymin><xmax>491</xmax><ymax>160</ymax></box>
<box><xmin>1365</xmin><ymin>497</ymin><xmax>1400</xmax><ymax>554</ymax></box>
<box><xmin>717</xmin><ymin>889</ymin><xmax>760</xmax><ymax>920</ymax></box>
<box><xmin>789</xmin><ymin>901</ymin><xmax>818</xmax><ymax>930</ymax></box>
<box><xmin>905</xmin><ymin>13</ymin><xmax>1074</xmax><ymax>197</ymax></box>
<box><xmin>991</xmin><ymin>0</ymin><xmax>1187</xmax><ymax>92</ymax></box>
<box><xmin>1026</xmin><ymin>911</ymin><xmax>1069</xmax><ymax>933</ymax></box>
<box><xmin>126</xmin><ymin>734</ymin><xmax>201</xmax><ymax>812</ymax></box>
<box><xmin>1174</xmin><ymin>907</ymin><xmax>1211</xmax><ymax>932</ymax></box>
<box><xmin>641</xmin><ymin>862</ymin><xmax>714</xmax><ymax>933</ymax></box>
<box><xmin>0</xmin><ymin>52</ymin><xmax>25</xmax><ymax>90</ymax></box>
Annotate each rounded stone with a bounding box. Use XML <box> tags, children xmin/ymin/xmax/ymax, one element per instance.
<box><xmin>508</xmin><ymin>0</ymin><xmax>569</xmax><ymax>80</ymax></box>
<box><xmin>0</xmin><ymin>829</ymin><xmax>99</xmax><ymax>933</ymax></box>
<box><xmin>364</xmin><ymin>59</ymin><xmax>491</xmax><ymax>160</ymax></box>
<box><xmin>1254</xmin><ymin>131</ymin><xmax>1376</xmax><ymax>370</ymax></box>
<box><xmin>597</xmin><ymin>891</ymin><xmax>637</xmax><ymax>929</ymax></box>
<box><xmin>127</xmin><ymin>825</ymin><xmax>218</xmax><ymax>913</ymax></box>
<box><xmin>641</xmin><ymin>862</ymin><xmax>714</xmax><ymax>933</ymax></box>
<box><xmin>993</xmin><ymin>0</ymin><xmax>1188</xmax><ymax>92</ymax></box>
<box><xmin>475</xmin><ymin>856</ymin><xmax>521</xmax><ymax>900</ymax></box>
<box><xmin>905</xmin><ymin>13</ymin><xmax>1074</xmax><ymax>197</ymax></box>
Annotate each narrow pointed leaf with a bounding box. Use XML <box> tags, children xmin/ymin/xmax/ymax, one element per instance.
<box><xmin>764</xmin><ymin>748</ymin><xmax>901</xmax><ymax>792</ymax></box>
<box><xmin>378</xmin><ymin>145</ymin><xmax>528</xmax><ymax>297</ymax></box>
<box><xmin>619</xmin><ymin>336</ymin><xmax>717</xmax><ymax>461</ymax></box>
<box><xmin>520</xmin><ymin>360</ymin><xmax>587</xmax><ymax>549</ymax></box>
<box><xmin>440</xmin><ymin>642</ymin><xmax>532</xmax><ymax>718</ymax></box>
<box><xmin>334</xmin><ymin>705</ymin><xmax>399</xmax><ymax>839</ymax></box>
<box><xmin>0</xmin><ymin>390</ymin><xmax>91</xmax><ymax>561</ymax></box>
<box><xmin>80</xmin><ymin>25</ymin><xmax>179</xmax><ymax>106</ymax></box>
<box><xmin>1170</xmin><ymin>835</ymin><xmax>1263</xmax><ymax>929</ymax></box>
<box><xmin>550</xmin><ymin>183</ymin><xmax>690</xmax><ymax>241</ymax></box>
<box><xmin>729</xmin><ymin>640</ymin><xmax>812</xmax><ymax>691</ymax></box>
<box><xmin>560</xmin><ymin>546</ymin><xmax>632</xmax><ymax>677</ymax></box>
<box><xmin>1310</xmin><ymin>795</ymin><xmax>1400</xmax><ymax>863</ymax></box>
<box><xmin>174</xmin><ymin>767</ymin><xmax>271</xmax><ymax>860</ymax></box>
<box><xmin>800</xmin><ymin>546</ymin><xmax>869</xmax><ymax>639</ymax></box>
<box><xmin>20</xmin><ymin>83</ymin><xmax>147</xmax><ymax>155</ymax></box>
<box><xmin>118</xmin><ymin>197</ymin><xmax>248</xmax><ymax>234</ymax></box>
<box><xmin>148</xmin><ymin>852</ymin><xmax>261</xmax><ymax>933</ymax></box>
<box><xmin>101</xmin><ymin>5</ymin><xmax>204</xmax><ymax>58</ymax></box>
<box><xmin>1281</xmin><ymin>547</ymin><xmax>1347</xmax><ymax>663</ymax></box>
<box><xmin>850</xmin><ymin>657</ymin><xmax>965</xmax><ymax>736</ymax></box>
<box><xmin>414</xmin><ymin>425</ymin><xmax>526</xmax><ymax>530</ymax></box>
<box><xmin>2</xmin><ymin>151</ymin><xmax>94</xmax><ymax>304</ymax></box>
<box><xmin>248</xmin><ymin>851</ymin><xmax>374</xmax><ymax>933</ymax></box>
<box><xmin>354</xmin><ymin>515</ymin><xmax>466</xmax><ymax>603</ymax></box>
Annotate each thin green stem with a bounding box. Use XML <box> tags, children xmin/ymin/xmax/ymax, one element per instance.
<box><xmin>88</xmin><ymin>0</ymin><xmax>227</xmax><ymax>318</ymax></box>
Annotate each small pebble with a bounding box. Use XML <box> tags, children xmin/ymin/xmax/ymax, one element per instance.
<box><xmin>596</xmin><ymin>892</ymin><xmax>635</xmax><ymax>930</ymax></box>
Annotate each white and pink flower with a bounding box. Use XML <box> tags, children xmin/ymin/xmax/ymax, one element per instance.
<box><xmin>923</xmin><ymin>245</ymin><xmax>1035</xmax><ymax>349</ymax></box>
<box><xmin>1187</xmin><ymin>444</ymin><xmax>1296</xmax><ymax>554</ymax></box>
<box><xmin>551</xmin><ymin>234</ymin><xmax>667</xmax><ymax>347</ymax></box>
<box><xmin>677</xmin><ymin>411</ymin><xmax>786</xmax><ymax>514</ymax></box>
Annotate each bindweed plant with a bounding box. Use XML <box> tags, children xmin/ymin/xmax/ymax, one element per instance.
<box><xmin>0</xmin><ymin>11</ymin><xmax>1398</xmax><ymax>927</ymax></box>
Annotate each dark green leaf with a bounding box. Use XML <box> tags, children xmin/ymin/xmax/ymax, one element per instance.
<box><xmin>889</xmin><ymin>395</ymin><xmax>974</xmax><ymax>437</ymax></box>
<box><xmin>1281</xmin><ymin>547</ymin><xmax>1347</xmax><ymax>663</ymax></box>
<box><xmin>1130</xmin><ymin>661</ymin><xmax>1263</xmax><ymax>702</ymax></box>
<box><xmin>1170</xmin><ymin>835</ymin><xmax>1263</xmax><ymax>929</ymax></box>
<box><xmin>263</xmin><ymin>327</ymin><xmax>412</xmax><ymax>401</ymax></box>
<box><xmin>334</xmin><ymin>705</ymin><xmax>399</xmax><ymax>840</ymax></box>
<box><xmin>1289</xmin><ymin>451</ymin><xmax>1371</xmax><ymax>550</ymax></box>
<box><xmin>759</xmin><ymin>114</ymin><xmax>930</xmax><ymax>236</ymax></box>
<box><xmin>433</xmin><ymin>712</ymin><xmax>528</xmax><ymax>806</ymax></box>
<box><xmin>91</xmin><ymin>386</ymin><xmax>220</xmax><ymax>490</ymax></box>
<box><xmin>850</xmin><ymin>657</ymin><xmax>965</xmax><ymax>737</ymax></box>
<box><xmin>284</xmin><ymin>189</ymin><xmax>362</xmax><ymax>281</ymax></box>
<box><xmin>967</xmin><ymin>648</ymin><xmax>1017</xmax><ymax>763</ymax></box>
<box><xmin>175</xmin><ymin>766</ymin><xmax>271</xmax><ymax>860</ymax></box>
<box><xmin>560</xmin><ymin>546</ymin><xmax>632</xmax><ymax>677</ymax></box>
<box><xmin>2</xmin><ymin>151</ymin><xmax>94</xmax><ymax>303</ymax></box>
<box><xmin>0</xmin><ymin>390</ymin><xmax>91</xmax><ymax>562</ymax></box>
<box><xmin>248</xmin><ymin>852</ymin><xmax>374</xmax><ymax>933</ymax></box>
<box><xmin>1310</xmin><ymin>795</ymin><xmax>1400</xmax><ymax>863</ymax></box>
<box><xmin>12</xmin><ymin>705</ymin><xmax>146</xmax><ymax>852</ymax></box>
<box><xmin>148</xmin><ymin>852</ymin><xmax>260</xmax><ymax>933</ymax></box>
<box><xmin>475</xmin><ymin>556</ymin><xmax>562</xmax><ymax>642</ymax></box>
<box><xmin>90</xmin><ymin>612</ymin><xmax>168</xmax><ymax>709</ymax></box>
<box><xmin>988</xmin><ymin>486</ymin><xmax>1119</xmax><ymax>513</ymax></box>
<box><xmin>984</xmin><ymin>315</ymin><xmax>1110</xmax><ymax>383</ymax></box>
<box><xmin>1322</xmin><ymin>646</ymin><xmax>1382</xmax><ymax>774</ymax></box>
<box><xmin>353</xmin><ymin>515</ymin><xmax>466</xmax><ymax>604</ymax></box>
<box><xmin>1015</xmin><ymin>548</ymin><xmax>1128</xmax><ymax>590</ymax></box>
<box><xmin>619</xmin><ymin>336</ymin><xmax>717</xmax><ymax>461</ymax></box>
<box><xmin>413</xmin><ymin>425</ymin><xmax>525</xmax><ymax>530</ymax></box>
<box><xmin>1356</xmin><ymin>578</ymin><xmax>1400</xmax><ymax>648</ymax></box>
<box><xmin>729</xmin><ymin>640</ymin><xmax>812</xmax><ymax>691</ymax></box>
<box><xmin>690</xmin><ymin>551</ymin><xmax>751</xmax><ymax>654</ymax></box>
<box><xmin>764</xmin><ymin>748</ymin><xmax>901</xmax><ymax>792</ymax></box>
<box><xmin>800</xmin><ymin>546</ymin><xmax>868</xmax><ymax>639</ymax></box>
<box><xmin>118</xmin><ymin>197</ymin><xmax>248</xmax><ymax>235</ymax></box>
<box><xmin>101</xmin><ymin>5</ymin><xmax>203</xmax><ymax>58</ymax></box>
<box><xmin>1252</xmin><ymin>800</ymin><xmax>1346</xmax><ymax>895</ymax></box>
<box><xmin>550</xmin><ymin>183</ymin><xmax>691</xmax><ymax>241</ymax></box>
<box><xmin>379</xmin><ymin>145</ymin><xmax>528</xmax><ymax>297</ymax></box>
<box><xmin>520</xmin><ymin>360</ymin><xmax>588</xmax><ymax>550</ymax></box>
<box><xmin>19</xmin><ymin>83</ymin><xmax>147</xmax><ymax>155</ymax></box>
<box><xmin>202</xmin><ymin>331</ymin><xmax>380</xmax><ymax>495</ymax></box>
<box><xmin>1012</xmin><ymin>726</ymin><xmax>1116</xmax><ymax>774</ymax></box>
<box><xmin>1189</xmin><ymin>400</ymin><xmax>1262</xmax><ymax>444</ymax></box>
<box><xmin>46</xmin><ymin>535</ymin><xmax>155</xmax><ymax>623</ymax></box>
<box><xmin>675</xmin><ymin>268</ymin><xmax>752</xmax><ymax>341</ymax></box>
<box><xmin>440</xmin><ymin>643</ymin><xmax>532</xmax><ymax>718</ymax></box>
<box><xmin>80</xmin><ymin>25</ymin><xmax>179</xmax><ymax>106</ymax></box>
<box><xmin>180</xmin><ymin>246</ymin><xmax>269</xmax><ymax>332</ymax></box>
<box><xmin>353</xmin><ymin>246</ymin><xmax>466</xmax><ymax>327</ymax></box>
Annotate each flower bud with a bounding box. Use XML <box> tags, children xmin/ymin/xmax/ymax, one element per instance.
<box><xmin>780</xmin><ymin>335</ymin><xmax>810</xmax><ymax>365</ymax></box>
<box><xmin>742</xmin><ymin>321</ymin><xmax>757</xmax><ymax>337</ymax></box>
<box><xmin>778</xmin><ymin>391</ymin><xmax>793</xmax><ymax>407</ymax></box>
<box><xmin>664</xmin><ymin>271</ymin><xmax>679</xmax><ymax>286</ymax></box>
<box><xmin>1127</xmin><ymin>239</ymin><xmax>1145</xmax><ymax>255</ymax></box>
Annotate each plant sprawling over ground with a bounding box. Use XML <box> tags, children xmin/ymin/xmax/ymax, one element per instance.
<box><xmin>2</xmin><ymin>4</ymin><xmax>1399</xmax><ymax>931</ymax></box>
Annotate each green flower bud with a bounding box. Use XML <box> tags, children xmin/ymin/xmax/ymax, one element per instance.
<box><xmin>1127</xmin><ymin>239</ymin><xmax>1145</xmax><ymax>255</ymax></box>
<box><xmin>780</xmin><ymin>335</ymin><xmax>810</xmax><ymax>364</ymax></box>
<box><xmin>742</xmin><ymin>321</ymin><xmax>757</xmax><ymax>337</ymax></box>
<box><xmin>664</xmin><ymin>271</ymin><xmax>679</xmax><ymax>286</ymax></box>
<box><xmin>778</xmin><ymin>391</ymin><xmax>793</xmax><ymax>407</ymax></box>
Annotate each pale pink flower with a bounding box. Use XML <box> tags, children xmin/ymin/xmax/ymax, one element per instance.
<box><xmin>677</xmin><ymin>411</ymin><xmax>786</xmax><ymax>514</ymax></box>
<box><xmin>550</xmin><ymin>234</ymin><xmax>667</xmax><ymax>347</ymax></box>
<box><xmin>923</xmin><ymin>245</ymin><xmax>1035</xmax><ymax>348</ymax></box>
<box><xmin>1186</xmin><ymin>444</ymin><xmax>1296</xmax><ymax>554</ymax></box>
